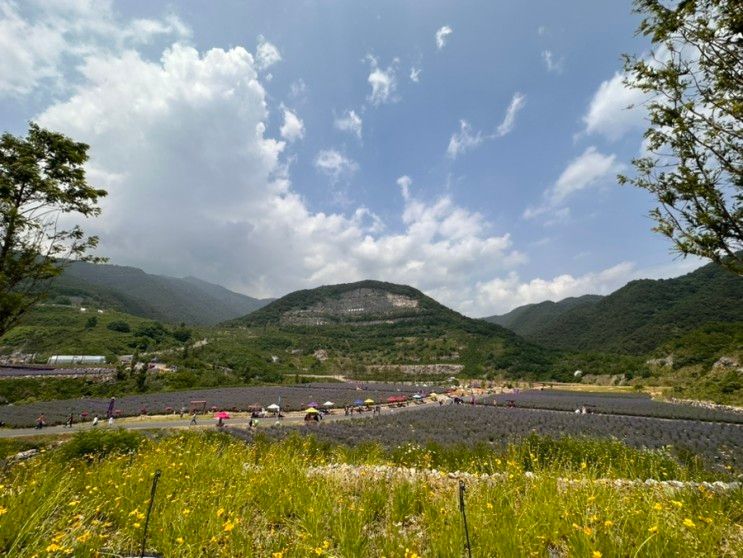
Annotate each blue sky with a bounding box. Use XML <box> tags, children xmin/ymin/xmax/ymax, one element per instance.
<box><xmin>0</xmin><ymin>0</ymin><xmax>703</xmax><ymax>315</ymax></box>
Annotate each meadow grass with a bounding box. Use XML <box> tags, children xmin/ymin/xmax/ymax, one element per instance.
<box><xmin>0</xmin><ymin>431</ymin><xmax>740</xmax><ymax>557</ymax></box>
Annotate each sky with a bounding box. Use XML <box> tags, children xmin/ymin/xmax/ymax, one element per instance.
<box><xmin>0</xmin><ymin>0</ymin><xmax>705</xmax><ymax>316</ymax></box>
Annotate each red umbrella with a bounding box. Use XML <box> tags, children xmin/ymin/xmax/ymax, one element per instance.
<box><xmin>214</xmin><ymin>411</ymin><xmax>231</xmax><ymax>419</ymax></box>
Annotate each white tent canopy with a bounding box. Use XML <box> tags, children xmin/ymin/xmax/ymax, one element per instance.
<box><xmin>266</xmin><ymin>403</ymin><xmax>280</xmax><ymax>411</ymax></box>
<box><xmin>323</xmin><ymin>401</ymin><xmax>334</xmax><ymax>407</ymax></box>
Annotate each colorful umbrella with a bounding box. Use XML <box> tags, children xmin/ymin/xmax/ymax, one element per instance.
<box><xmin>364</xmin><ymin>398</ymin><xmax>374</xmax><ymax>405</ymax></box>
<box><xmin>306</xmin><ymin>402</ymin><xmax>319</xmax><ymax>408</ymax></box>
<box><xmin>353</xmin><ymin>399</ymin><xmax>365</xmax><ymax>406</ymax></box>
<box><xmin>305</xmin><ymin>407</ymin><xmax>320</xmax><ymax>414</ymax></box>
<box><xmin>214</xmin><ymin>411</ymin><xmax>231</xmax><ymax>419</ymax></box>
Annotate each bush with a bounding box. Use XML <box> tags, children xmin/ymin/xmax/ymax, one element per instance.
<box><xmin>107</xmin><ymin>320</ymin><xmax>131</xmax><ymax>333</ymax></box>
<box><xmin>60</xmin><ymin>429</ymin><xmax>142</xmax><ymax>460</ymax></box>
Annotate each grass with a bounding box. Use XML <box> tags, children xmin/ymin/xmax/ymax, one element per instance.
<box><xmin>0</xmin><ymin>431</ymin><xmax>740</xmax><ymax>557</ymax></box>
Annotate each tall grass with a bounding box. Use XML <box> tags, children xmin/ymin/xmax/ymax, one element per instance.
<box><xmin>0</xmin><ymin>431</ymin><xmax>740</xmax><ymax>557</ymax></box>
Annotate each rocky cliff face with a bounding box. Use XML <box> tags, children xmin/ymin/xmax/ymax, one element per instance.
<box><xmin>279</xmin><ymin>288</ymin><xmax>421</xmax><ymax>326</ymax></box>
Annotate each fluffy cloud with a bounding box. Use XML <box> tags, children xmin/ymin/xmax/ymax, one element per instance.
<box><xmin>280</xmin><ymin>107</ymin><xmax>304</xmax><ymax>142</ymax></box>
<box><xmin>524</xmin><ymin>147</ymin><xmax>619</xmax><ymax>219</ymax></box>
<box><xmin>475</xmin><ymin>262</ymin><xmax>635</xmax><ymax>314</ymax></box>
<box><xmin>496</xmin><ymin>92</ymin><xmax>526</xmax><ymax>137</ymax></box>
<box><xmin>255</xmin><ymin>35</ymin><xmax>281</xmax><ymax>70</ymax></box>
<box><xmin>334</xmin><ymin>109</ymin><xmax>362</xmax><ymax>139</ymax></box>
<box><xmin>541</xmin><ymin>50</ymin><xmax>564</xmax><ymax>74</ymax></box>
<box><xmin>435</xmin><ymin>25</ymin><xmax>453</xmax><ymax>50</ymax></box>
<box><xmin>366</xmin><ymin>55</ymin><xmax>398</xmax><ymax>105</ymax></box>
<box><xmin>314</xmin><ymin>149</ymin><xmax>358</xmax><ymax>181</ymax></box>
<box><xmin>0</xmin><ymin>0</ymin><xmax>188</xmax><ymax>96</ymax></box>
<box><xmin>409</xmin><ymin>67</ymin><xmax>421</xmax><ymax>82</ymax></box>
<box><xmin>583</xmin><ymin>71</ymin><xmax>646</xmax><ymax>140</ymax></box>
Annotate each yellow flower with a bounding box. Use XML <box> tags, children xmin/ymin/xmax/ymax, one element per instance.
<box><xmin>223</xmin><ymin>521</ymin><xmax>236</xmax><ymax>532</ymax></box>
<box><xmin>133</xmin><ymin>522</ymin><xmax>141</xmax><ymax>529</ymax></box>
<box><xmin>486</xmin><ymin>502</ymin><xmax>494</xmax><ymax>510</ymax></box>
<box><xmin>604</xmin><ymin>520</ymin><xmax>614</xmax><ymax>528</ymax></box>
<box><xmin>176</xmin><ymin>537</ymin><xmax>184</xmax><ymax>544</ymax></box>
<box><xmin>648</xmin><ymin>525</ymin><xmax>659</xmax><ymax>534</ymax></box>
<box><xmin>671</xmin><ymin>500</ymin><xmax>683</xmax><ymax>508</ymax></box>
<box><xmin>580</xmin><ymin>462</ymin><xmax>587</xmax><ymax>470</ymax></box>
<box><xmin>593</xmin><ymin>552</ymin><xmax>603</xmax><ymax>558</ymax></box>
<box><xmin>583</xmin><ymin>526</ymin><xmax>593</xmax><ymax>536</ymax></box>
<box><xmin>683</xmin><ymin>518</ymin><xmax>696</xmax><ymax>528</ymax></box>
<box><xmin>46</xmin><ymin>543</ymin><xmax>61</xmax><ymax>552</ymax></box>
<box><xmin>653</xmin><ymin>503</ymin><xmax>663</xmax><ymax>511</ymax></box>
<box><xmin>68</xmin><ymin>500</ymin><xmax>80</xmax><ymax>507</ymax></box>
<box><xmin>272</xmin><ymin>552</ymin><xmax>284</xmax><ymax>558</ymax></box>
<box><xmin>216</xmin><ymin>507</ymin><xmax>225</xmax><ymax>518</ymax></box>
<box><xmin>76</xmin><ymin>532</ymin><xmax>92</xmax><ymax>543</ymax></box>
<box><xmin>314</xmin><ymin>548</ymin><xmax>324</xmax><ymax>556</ymax></box>
<box><xmin>587</xmin><ymin>496</ymin><xmax>596</xmax><ymax>503</ymax></box>
<box><xmin>0</xmin><ymin>506</ymin><xmax>7</xmax><ymax>516</ymax></box>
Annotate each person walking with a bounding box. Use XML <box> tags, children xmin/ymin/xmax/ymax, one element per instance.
<box><xmin>92</xmin><ymin>415</ymin><xmax>99</xmax><ymax>427</ymax></box>
<box><xmin>66</xmin><ymin>412</ymin><xmax>74</xmax><ymax>428</ymax></box>
<box><xmin>190</xmin><ymin>412</ymin><xmax>198</xmax><ymax>426</ymax></box>
<box><xmin>108</xmin><ymin>416</ymin><xmax>114</xmax><ymax>427</ymax></box>
<box><xmin>35</xmin><ymin>414</ymin><xmax>46</xmax><ymax>430</ymax></box>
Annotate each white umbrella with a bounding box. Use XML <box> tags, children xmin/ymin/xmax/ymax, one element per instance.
<box><xmin>323</xmin><ymin>401</ymin><xmax>335</xmax><ymax>407</ymax></box>
<box><xmin>266</xmin><ymin>403</ymin><xmax>280</xmax><ymax>411</ymax></box>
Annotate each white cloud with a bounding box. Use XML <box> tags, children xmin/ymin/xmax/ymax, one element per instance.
<box><xmin>541</xmin><ymin>50</ymin><xmax>564</xmax><ymax>74</ymax></box>
<box><xmin>366</xmin><ymin>55</ymin><xmax>398</xmax><ymax>105</ymax></box>
<box><xmin>289</xmin><ymin>78</ymin><xmax>307</xmax><ymax>100</ymax></box>
<box><xmin>255</xmin><ymin>35</ymin><xmax>281</xmax><ymax>70</ymax></box>
<box><xmin>0</xmin><ymin>0</ymin><xmax>189</xmax><ymax>96</ymax></box>
<box><xmin>583</xmin><ymin>71</ymin><xmax>646</xmax><ymax>140</ymax></box>
<box><xmin>334</xmin><ymin>109</ymin><xmax>362</xmax><ymax>139</ymax></box>
<box><xmin>409</xmin><ymin>67</ymin><xmax>421</xmax><ymax>82</ymax></box>
<box><xmin>447</xmin><ymin>120</ymin><xmax>486</xmax><ymax>159</ymax></box>
<box><xmin>496</xmin><ymin>92</ymin><xmax>526</xmax><ymax>137</ymax></box>
<box><xmin>435</xmin><ymin>25</ymin><xmax>453</xmax><ymax>50</ymax></box>
<box><xmin>476</xmin><ymin>262</ymin><xmax>635</xmax><ymax>314</ymax></box>
<box><xmin>314</xmin><ymin>149</ymin><xmax>358</xmax><ymax>181</ymax></box>
<box><xmin>280</xmin><ymin>107</ymin><xmax>304</xmax><ymax>142</ymax></box>
<box><xmin>396</xmin><ymin>175</ymin><xmax>412</xmax><ymax>201</ymax></box>
<box><xmin>524</xmin><ymin>147</ymin><xmax>619</xmax><ymax>219</ymax></box>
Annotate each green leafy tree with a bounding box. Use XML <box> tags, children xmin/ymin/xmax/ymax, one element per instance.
<box><xmin>84</xmin><ymin>315</ymin><xmax>98</xmax><ymax>329</ymax></box>
<box><xmin>619</xmin><ymin>0</ymin><xmax>742</xmax><ymax>274</ymax></box>
<box><xmin>0</xmin><ymin>123</ymin><xmax>107</xmax><ymax>335</ymax></box>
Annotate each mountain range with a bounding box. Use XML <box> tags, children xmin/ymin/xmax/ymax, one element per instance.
<box><xmin>484</xmin><ymin>260</ymin><xmax>743</xmax><ymax>355</ymax></box>
<box><xmin>47</xmin><ymin>262</ymin><xmax>272</xmax><ymax>325</ymax></box>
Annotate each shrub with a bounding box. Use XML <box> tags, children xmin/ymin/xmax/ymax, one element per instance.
<box><xmin>107</xmin><ymin>320</ymin><xmax>131</xmax><ymax>333</ymax></box>
<box><xmin>60</xmin><ymin>429</ymin><xmax>143</xmax><ymax>460</ymax></box>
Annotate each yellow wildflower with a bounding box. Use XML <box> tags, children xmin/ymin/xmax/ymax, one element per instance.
<box><xmin>580</xmin><ymin>462</ymin><xmax>587</xmax><ymax>470</ymax></box>
<box><xmin>593</xmin><ymin>552</ymin><xmax>603</xmax><ymax>558</ymax></box>
<box><xmin>46</xmin><ymin>543</ymin><xmax>61</xmax><ymax>552</ymax></box>
<box><xmin>683</xmin><ymin>518</ymin><xmax>696</xmax><ymax>528</ymax></box>
<box><xmin>272</xmin><ymin>552</ymin><xmax>284</xmax><ymax>558</ymax></box>
<box><xmin>671</xmin><ymin>500</ymin><xmax>683</xmax><ymax>508</ymax></box>
<box><xmin>653</xmin><ymin>503</ymin><xmax>663</xmax><ymax>511</ymax></box>
<box><xmin>223</xmin><ymin>520</ymin><xmax>236</xmax><ymax>532</ymax></box>
<box><xmin>486</xmin><ymin>502</ymin><xmax>494</xmax><ymax>510</ymax></box>
<box><xmin>604</xmin><ymin>520</ymin><xmax>614</xmax><ymax>528</ymax></box>
<box><xmin>133</xmin><ymin>522</ymin><xmax>141</xmax><ymax>529</ymax></box>
<box><xmin>583</xmin><ymin>526</ymin><xmax>593</xmax><ymax>536</ymax></box>
<box><xmin>648</xmin><ymin>525</ymin><xmax>659</xmax><ymax>534</ymax></box>
<box><xmin>0</xmin><ymin>506</ymin><xmax>7</xmax><ymax>516</ymax></box>
<box><xmin>76</xmin><ymin>532</ymin><xmax>92</xmax><ymax>543</ymax></box>
<box><xmin>68</xmin><ymin>500</ymin><xmax>80</xmax><ymax>507</ymax></box>
<box><xmin>216</xmin><ymin>508</ymin><xmax>225</xmax><ymax>518</ymax></box>
<box><xmin>176</xmin><ymin>537</ymin><xmax>184</xmax><ymax>544</ymax></box>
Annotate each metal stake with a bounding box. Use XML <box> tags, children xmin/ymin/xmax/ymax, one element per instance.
<box><xmin>459</xmin><ymin>480</ymin><xmax>473</xmax><ymax>558</ymax></box>
<box><xmin>140</xmin><ymin>470</ymin><xmax>161</xmax><ymax>558</ymax></box>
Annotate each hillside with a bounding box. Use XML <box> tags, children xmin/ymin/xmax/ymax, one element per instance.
<box><xmin>47</xmin><ymin>262</ymin><xmax>272</xmax><ymax>325</ymax></box>
<box><xmin>500</xmin><ymin>261</ymin><xmax>743</xmax><ymax>355</ymax></box>
<box><xmin>484</xmin><ymin>295</ymin><xmax>603</xmax><ymax>336</ymax></box>
<box><xmin>227</xmin><ymin>280</ymin><xmax>557</xmax><ymax>378</ymax></box>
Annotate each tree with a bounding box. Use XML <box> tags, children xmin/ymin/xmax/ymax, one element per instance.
<box><xmin>0</xmin><ymin>123</ymin><xmax>107</xmax><ymax>336</ymax></box>
<box><xmin>619</xmin><ymin>0</ymin><xmax>742</xmax><ymax>274</ymax></box>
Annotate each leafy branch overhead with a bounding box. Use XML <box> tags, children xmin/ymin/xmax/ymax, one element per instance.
<box><xmin>0</xmin><ymin>123</ymin><xmax>107</xmax><ymax>336</ymax></box>
<box><xmin>619</xmin><ymin>0</ymin><xmax>742</xmax><ymax>274</ymax></box>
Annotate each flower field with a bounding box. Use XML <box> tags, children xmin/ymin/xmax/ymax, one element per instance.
<box><xmin>271</xmin><ymin>405</ymin><xmax>743</xmax><ymax>471</ymax></box>
<box><xmin>0</xmin><ymin>431</ymin><xmax>741</xmax><ymax>557</ymax></box>
<box><xmin>480</xmin><ymin>390</ymin><xmax>743</xmax><ymax>423</ymax></box>
<box><xmin>0</xmin><ymin>383</ymin><xmax>440</xmax><ymax>427</ymax></box>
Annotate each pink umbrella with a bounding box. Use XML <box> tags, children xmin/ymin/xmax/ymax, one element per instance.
<box><xmin>214</xmin><ymin>411</ymin><xmax>231</xmax><ymax>419</ymax></box>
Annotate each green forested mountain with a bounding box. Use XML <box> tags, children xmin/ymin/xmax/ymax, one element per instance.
<box><xmin>228</xmin><ymin>280</ymin><xmax>557</xmax><ymax>377</ymax></box>
<box><xmin>487</xmin><ymin>261</ymin><xmax>743</xmax><ymax>355</ymax></box>
<box><xmin>47</xmin><ymin>262</ymin><xmax>272</xmax><ymax>325</ymax></box>
<box><xmin>484</xmin><ymin>295</ymin><xmax>603</xmax><ymax>336</ymax></box>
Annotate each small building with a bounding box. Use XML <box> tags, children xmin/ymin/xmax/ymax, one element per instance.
<box><xmin>47</xmin><ymin>355</ymin><xmax>107</xmax><ymax>366</ymax></box>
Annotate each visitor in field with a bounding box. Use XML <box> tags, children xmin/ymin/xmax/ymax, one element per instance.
<box><xmin>66</xmin><ymin>413</ymin><xmax>74</xmax><ymax>428</ymax></box>
<box><xmin>92</xmin><ymin>415</ymin><xmax>99</xmax><ymax>426</ymax></box>
<box><xmin>35</xmin><ymin>414</ymin><xmax>46</xmax><ymax>429</ymax></box>
<box><xmin>190</xmin><ymin>412</ymin><xmax>198</xmax><ymax>425</ymax></box>
<box><xmin>108</xmin><ymin>416</ymin><xmax>114</xmax><ymax>427</ymax></box>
